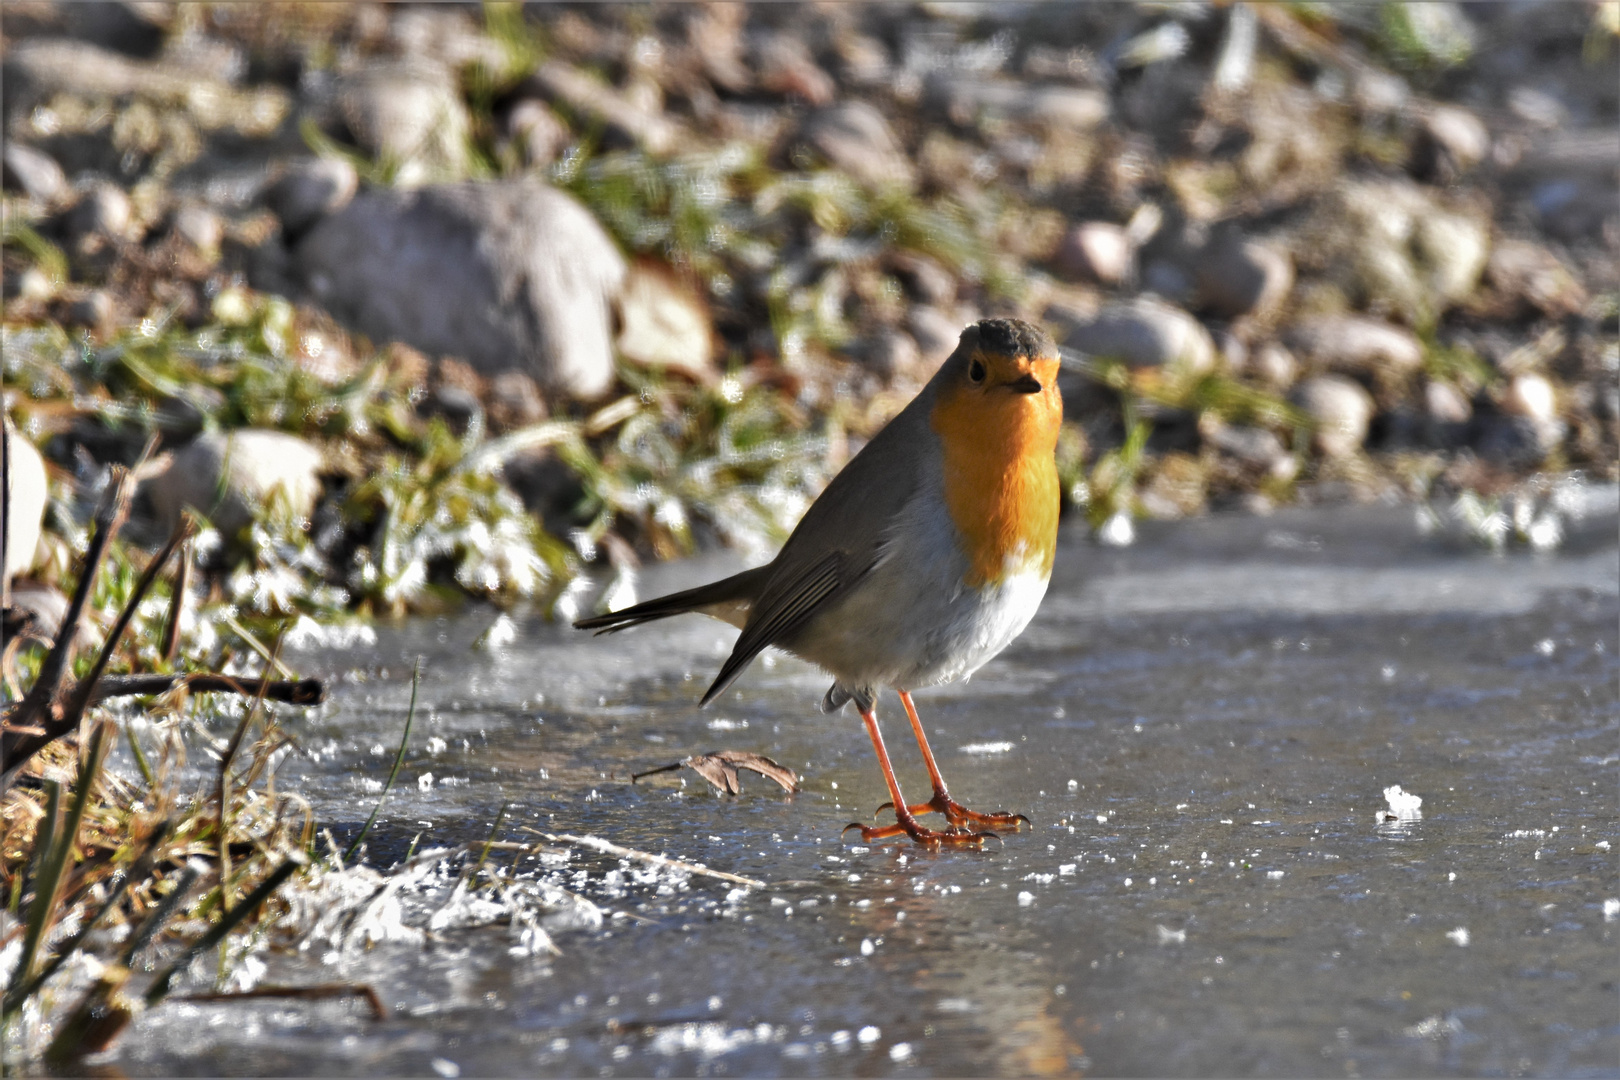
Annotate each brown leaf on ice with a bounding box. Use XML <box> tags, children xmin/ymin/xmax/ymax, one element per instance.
<box><xmin>633</xmin><ymin>751</ymin><xmax>799</xmax><ymax>795</ymax></box>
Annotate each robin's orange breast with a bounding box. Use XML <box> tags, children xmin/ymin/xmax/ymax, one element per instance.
<box><xmin>928</xmin><ymin>356</ymin><xmax>1062</xmax><ymax>589</ymax></box>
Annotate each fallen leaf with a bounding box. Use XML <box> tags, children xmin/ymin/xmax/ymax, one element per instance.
<box><xmin>633</xmin><ymin>751</ymin><xmax>799</xmax><ymax>795</ymax></box>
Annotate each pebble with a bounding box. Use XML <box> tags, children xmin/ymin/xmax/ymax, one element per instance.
<box><xmin>1292</xmin><ymin>376</ymin><xmax>1373</xmax><ymax>459</ymax></box>
<box><xmin>296</xmin><ymin>179</ymin><xmax>626</xmax><ymax>400</ymax></box>
<box><xmin>1424</xmin><ymin>380</ymin><xmax>1473</xmax><ymax>425</ymax></box>
<box><xmin>1286</xmin><ymin>315</ymin><xmax>1424</xmax><ymax>376</ymax></box>
<box><xmin>1056</xmin><ymin>222</ymin><xmax>1133</xmax><ymax>286</ymax></box>
<box><xmin>2</xmin><ymin>142</ymin><xmax>66</xmax><ymax>204</ymax></box>
<box><xmin>66</xmin><ymin>182</ymin><xmax>133</xmax><ymax>242</ymax></box>
<box><xmin>67</xmin><ymin>289</ymin><xmax>116</xmax><ymax>331</ymax></box>
<box><xmin>1049</xmin><ymin>296</ymin><xmax>1215</xmax><ymax>375</ymax></box>
<box><xmin>799</xmin><ymin>102</ymin><xmax>914</xmax><ymax>190</ymax></box>
<box><xmin>144</xmin><ymin>429</ymin><xmax>324</xmax><ymax>537</ymax></box>
<box><xmin>1485</xmin><ymin>239</ymin><xmax>1587</xmax><ymax>318</ymax></box>
<box><xmin>173</xmin><ymin>204</ymin><xmax>223</xmax><ymax>252</ymax></box>
<box><xmin>1418</xmin><ymin>104</ymin><xmax>1489</xmax><ymax>176</ymax></box>
<box><xmin>267</xmin><ymin>157</ymin><xmax>359</xmax><ymax>237</ymax></box>
<box><xmin>1194</xmin><ymin>236</ymin><xmax>1293</xmax><ymax>320</ymax></box>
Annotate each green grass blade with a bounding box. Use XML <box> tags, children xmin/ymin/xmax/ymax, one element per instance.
<box><xmin>345</xmin><ymin>659</ymin><xmax>420</xmax><ymax>862</ymax></box>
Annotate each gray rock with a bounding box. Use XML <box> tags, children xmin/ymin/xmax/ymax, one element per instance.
<box><xmin>799</xmin><ymin>102</ymin><xmax>914</xmax><ymax>190</ymax></box>
<box><xmin>1286</xmin><ymin>315</ymin><xmax>1424</xmax><ymax>375</ymax></box>
<box><xmin>1249</xmin><ymin>342</ymin><xmax>1299</xmax><ymax>388</ymax></box>
<box><xmin>930</xmin><ymin>77</ymin><xmax>1109</xmax><ymax>130</ymax></box>
<box><xmin>173</xmin><ymin>204</ymin><xmax>222</xmax><ymax>252</ymax></box>
<box><xmin>266</xmin><ymin>157</ymin><xmax>359</xmax><ymax>236</ymax></box>
<box><xmin>4</xmin><ymin>425</ymin><xmax>48</xmax><ymax>582</ymax></box>
<box><xmin>144</xmin><ymin>430</ymin><xmax>323</xmax><ymax>537</ymax></box>
<box><xmin>336</xmin><ymin>59</ymin><xmax>472</xmax><ymax>186</ymax></box>
<box><xmin>66</xmin><ymin>183</ymin><xmax>133</xmax><ymax>242</ymax></box>
<box><xmin>1056</xmin><ymin>222</ymin><xmax>1132</xmax><ymax>286</ymax></box>
<box><xmin>1194</xmin><ymin>236</ymin><xmax>1293</xmax><ymax>320</ymax></box>
<box><xmin>2</xmin><ymin>143</ymin><xmax>66</xmax><ymax>204</ymax></box>
<box><xmin>1202</xmin><ymin>419</ymin><xmax>1295</xmax><ymax>479</ymax></box>
<box><xmin>1048</xmin><ymin>297</ymin><xmax>1215</xmax><ymax>374</ymax></box>
<box><xmin>1292</xmin><ymin>376</ymin><xmax>1373</xmax><ymax>459</ymax></box>
<box><xmin>296</xmin><ymin>180</ymin><xmax>627</xmax><ymax>400</ymax></box>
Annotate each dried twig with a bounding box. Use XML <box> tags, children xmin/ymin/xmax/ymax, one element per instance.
<box><xmin>90</xmin><ymin>673</ymin><xmax>327</xmax><ymax>706</ymax></box>
<box><xmin>517</xmin><ymin>827</ymin><xmax>765</xmax><ymax>889</ymax></box>
<box><xmin>175</xmin><ymin>983</ymin><xmax>386</xmax><ymax>1020</ymax></box>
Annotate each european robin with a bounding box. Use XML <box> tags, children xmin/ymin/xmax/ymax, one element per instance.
<box><xmin>575</xmin><ymin>318</ymin><xmax>1063</xmax><ymax>847</ymax></box>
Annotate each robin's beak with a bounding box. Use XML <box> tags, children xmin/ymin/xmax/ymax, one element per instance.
<box><xmin>1007</xmin><ymin>373</ymin><xmax>1043</xmax><ymax>394</ymax></box>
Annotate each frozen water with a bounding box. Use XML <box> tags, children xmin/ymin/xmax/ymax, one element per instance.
<box><xmin>108</xmin><ymin>500</ymin><xmax>1618</xmax><ymax>1077</ymax></box>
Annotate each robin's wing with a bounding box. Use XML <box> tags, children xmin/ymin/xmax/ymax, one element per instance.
<box><xmin>697</xmin><ymin>390</ymin><xmax>940</xmax><ymax>706</ymax></box>
<box><xmin>699</xmin><ymin>550</ymin><xmax>856</xmax><ymax>705</ymax></box>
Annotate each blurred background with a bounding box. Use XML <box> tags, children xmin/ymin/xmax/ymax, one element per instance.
<box><xmin>3</xmin><ymin>1</ymin><xmax>1617</xmax><ymax>629</ymax></box>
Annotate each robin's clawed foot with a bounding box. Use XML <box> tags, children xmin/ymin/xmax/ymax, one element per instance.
<box><xmin>842</xmin><ymin>817</ymin><xmax>993</xmax><ymax>849</ymax></box>
<box><xmin>876</xmin><ymin>793</ymin><xmax>1030</xmax><ymax>832</ymax></box>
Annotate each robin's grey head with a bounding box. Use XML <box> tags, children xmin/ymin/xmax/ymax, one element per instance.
<box><xmin>937</xmin><ymin>318</ymin><xmax>1062</xmax><ymax>400</ymax></box>
<box><xmin>965</xmin><ymin>318</ymin><xmax>1056</xmax><ymax>362</ymax></box>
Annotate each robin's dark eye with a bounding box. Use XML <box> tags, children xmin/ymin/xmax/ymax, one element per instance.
<box><xmin>968</xmin><ymin>359</ymin><xmax>986</xmax><ymax>384</ymax></box>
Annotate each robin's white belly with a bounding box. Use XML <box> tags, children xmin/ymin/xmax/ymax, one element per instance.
<box><xmin>782</xmin><ymin>495</ymin><xmax>1051</xmax><ymax>695</ymax></box>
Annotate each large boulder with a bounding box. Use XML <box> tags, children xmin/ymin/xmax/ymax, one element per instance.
<box><xmin>296</xmin><ymin>180</ymin><xmax>627</xmax><ymax>401</ymax></box>
<box><xmin>144</xmin><ymin>430</ymin><xmax>323</xmax><ymax>537</ymax></box>
<box><xmin>4</xmin><ymin>426</ymin><xmax>48</xmax><ymax>582</ymax></box>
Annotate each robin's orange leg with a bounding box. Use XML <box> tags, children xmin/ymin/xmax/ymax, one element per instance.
<box><xmin>874</xmin><ymin>690</ymin><xmax>1030</xmax><ymax>832</ymax></box>
<box><xmin>844</xmin><ymin>704</ymin><xmax>992</xmax><ymax>848</ymax></box>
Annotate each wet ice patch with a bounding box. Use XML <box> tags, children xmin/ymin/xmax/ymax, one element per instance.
<box><xmin>960</xmin><ymin>741</ymin><xmax>1014</xmax><ymax>754</ymax></box>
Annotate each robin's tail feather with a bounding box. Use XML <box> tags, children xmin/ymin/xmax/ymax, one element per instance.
<box><xmin>572</xmin><ymin>565</ymin><xmax>768</xmax><ymax>634</ymax></box>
